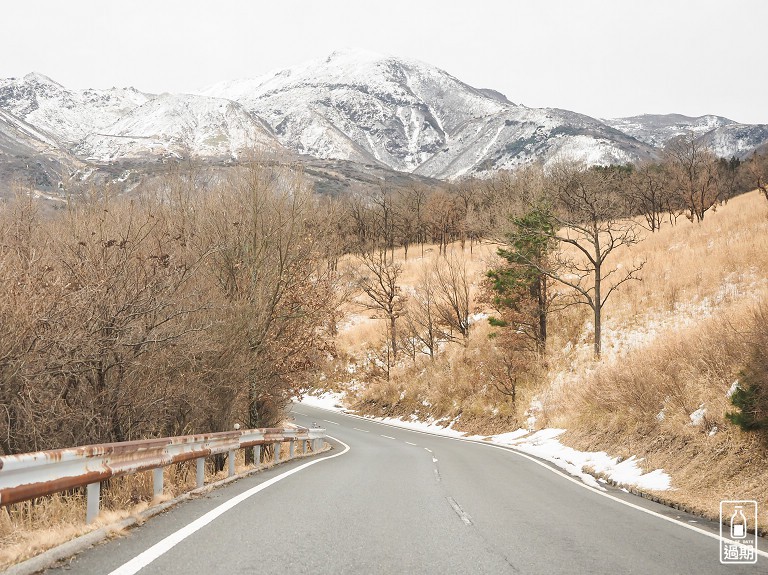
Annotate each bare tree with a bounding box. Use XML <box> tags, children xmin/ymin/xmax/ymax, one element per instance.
<box><xmin>515</xmin><ymin>164</ymin><xmax>645</xmax><ymax>358</ymax></box>
<box><xmin>433</xmin><ymin>251</ymin><xmax>472</xmax><ymax>346</ymax></box>
<box><xmin>746</xmin><ymin>152</ymin><xmax>768</xmax><ymax>202</ymax></box>
<box><xmin>664</xmin><ymin>132</ymin><xmax>722</xmax><ymax>222</ymax></box>
<box><xmin>628</xmin><ymin>162</ymin><xmax>673</xmax><ymax>232</ymax></box>
<box><xmin>405</xmin><ymin>268</ymin><xmax>443</xmax><ymax>360</ymax></box>
<box><xmin>354</xmin><ymin>249</ymin><xmax>407</xmax><ymax>373</ymax></box>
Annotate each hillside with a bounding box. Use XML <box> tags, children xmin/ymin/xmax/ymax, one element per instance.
<box><xmin>321</xmin><ymin>190</ymin><xmax>768</xmax><ymax>523</ymax></box>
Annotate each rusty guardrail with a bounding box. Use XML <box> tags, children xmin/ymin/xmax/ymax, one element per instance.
<box><xmin>0</xmin><ymin>426</ymin><xmax>326</xmax><ymax>522</ymax></box>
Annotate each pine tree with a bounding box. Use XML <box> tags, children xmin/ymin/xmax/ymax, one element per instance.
<box><xmin>487</xmin><ymin>206</ymin><xmax>555</xmax><ymax>353</ymax></box>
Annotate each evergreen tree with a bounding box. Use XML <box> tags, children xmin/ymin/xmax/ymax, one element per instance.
<box><xmin>487</xmin><ymin>206</ymin><xmax>555</xmax><ymax>353</ymax></box>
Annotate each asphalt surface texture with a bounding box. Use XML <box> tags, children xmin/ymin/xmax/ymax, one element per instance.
<box><xmin>42</xmin><ymin>404</ymin><xmax>764</xmax><ymax>574</ymax></box>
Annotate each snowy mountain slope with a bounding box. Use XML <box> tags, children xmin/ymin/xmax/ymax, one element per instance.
<box><xmin>604</xmin><ymin>113</ymin><xmax>768</xmax><ymax>160</ymax></box>
<box><xmin>202</xmin><ymin>49</ymin><xmax>657</xmax><ymax>178</ymax></box>
<box><xmin>698</xmin><ymin>123</ymin><xmax>768</xmax><ymax>159</ymax></box>
<box><xmin>415</xmin><ymin>107</ymin><xmax>658</xmax><ymax>178</ymax></box>
<box><xmin>0</xmin><ymin>73</ymin><xmax>150</xmax><ymax>145</ymax></box>
<box><xmin>76</xmin><ymin>93</ymin><xmax>281</xmax><ymax>161</ymax></box>
<box><xmin>602</xmin><ymin>114</ymin><xmax>734</xmax><ymax>147</ymax></box>
<box><xmin>202</xmin><ymin>49</ymin><xmax>506</xmax><ymax>172</ymax></box>
<box><xmin>1</xmin><ymin>53</ymin><xmax>766</xmax><ymax>186</ymax></box>
<box><xmin>0</xmin><ymin>108</ymin><xmax>83</xmax><ymax>191</ymax></box>
<box><xmin>0</xmin><ymin>108</ymin><xmax>60</xmax><ymax>153</ymax></box>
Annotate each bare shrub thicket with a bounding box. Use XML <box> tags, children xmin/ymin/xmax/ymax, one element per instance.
<box><xmin>0</xmin><ymin>163</ymin><xmax>341</xmax><ymax>456</ymax></box>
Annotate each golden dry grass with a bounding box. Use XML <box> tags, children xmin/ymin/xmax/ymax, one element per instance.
<box><xmin>333</xmin><ymin>191</ymin><xmax>768</xmax><ymax>524</ymax></box>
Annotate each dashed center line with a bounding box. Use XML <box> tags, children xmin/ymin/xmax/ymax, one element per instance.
<box><xmin>381</xmin><ymin>435</ymin><xmax>396</xmax><ymax>440</ymax></box>
<box><xmin>432</xmin><ymin>457</ymin><xmax>438</xmax><ymax>463</ymax></box>
<box><xmin>322</xmin><ymin>419</ymin><xmax>339</xmax><ymax>425</ymax></box>
<box><xmin>353</xmin><ymin>427</ymin><xmax>369</xmax><ymax>433</ymax></box>
<box><xmin>446</xmin><ymin>496</ymin><xmax>473</xmax><ymax>526</ymax></box>
<box><xmin>424</xmin><ymin>448</ymin><xmax>432</xmax><ymax>453</ymax></box>
<box><xmin>405</xmin><ymin>441</ymin><xmax>417</xmax><ymax>446</ymax></box>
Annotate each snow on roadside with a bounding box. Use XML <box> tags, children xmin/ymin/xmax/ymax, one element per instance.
<box><xmin>297</xmin><ymin>391</ymin><xmax>347</xmax><ymax>411</ymax></box>
<box><xmin>489</xmin><ymin>429</ymin><xmax>672</xmax><ymax>492</ymax></box>
<box><xmin>297</xmin><ymin>393</ymin><xmax>671</xmax><ymax>492</ymax></box>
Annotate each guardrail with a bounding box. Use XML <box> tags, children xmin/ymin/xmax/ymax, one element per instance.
<box><xmin>0</xmin><ymin>426</ymin><xmax>326</xmax><ymax>523</ymax></box>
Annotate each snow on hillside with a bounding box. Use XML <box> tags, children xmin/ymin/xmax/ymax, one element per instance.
<box><xmin>0</xmin><ymin>73</ymin><xmax>150</xmax><ymax>144</ymax></box>
<box><xmin>1</xmin><ymin>55</ymin><xmax>766</xmax><ymax>178</ymax></box>
<box><xmin>202</xmin><ymin>49</ymin><xmax>656</xmax><ymax>179</ymax></box>
<box><xmin>76</xmin><ymin>93</ymin><xmax>280</xmax><ymax>161</ymax></box>
<box><xmin>603</xmin><ymin>114</ymin><xmax>734</xmax><ymax>147</ymax></box>
<box><xmin>699</xmin><ymin>123</ymin><xmax>768</xmax><ymax>159</ymax></box>
<box><xmin>203</xmin><ymin>48</ymin><xmax>503</xmax><ymax>173</ymax></box>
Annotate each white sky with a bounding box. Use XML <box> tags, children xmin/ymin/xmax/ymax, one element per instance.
<box><xmin>2</xmin><ymin>0</ymin><xmax>765</xmax><ymax>124</ymax></box>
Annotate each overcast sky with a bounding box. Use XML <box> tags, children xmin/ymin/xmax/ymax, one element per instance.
<box><xmin>2</xmin><ymin>0</ymin><xmax>765</xmax><ymax>123</ymax></box>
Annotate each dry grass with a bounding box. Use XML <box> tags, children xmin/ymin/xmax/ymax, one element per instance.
<box><xmin>332</xmin><ymin>191</ymin><xmax>768</xmax><ymax>524</ymax></box>
<box><xmin>542</xmin><ymin>192</ymin><xmax>768</xmax><ymax>523</ymax></box>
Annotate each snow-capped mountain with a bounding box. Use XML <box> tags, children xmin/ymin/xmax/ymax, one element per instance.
<box><xmin>202</xmin><ymin>49</ymin><xmax>657</xmax><ymax>178</ymax></box>
<box><xmin>602</xmin><ymin>113</ymin><xmax>768</xmax><ymax>159</ymax></box>
<box><xmin>696</xmin><ymin>123</ymin><xmax>768</xmax><ymax>159</ymax></box>
<box><xmin>76</xmin><ymin>93</ymin><xmax>279</xmax><ymax>161</ymax></box>
<box><xmin>0</xmin><ymin>73</ymin><xmax>150</xmax><ymax>145</ymax></box>
<box><xmin>1</xmin><ymin>50</ymin><xmax>767</xmax><ymax>194</ymax></box>
<box><xmin>603</xmin><ymin>114</ymin><xmax>735</xmax><ymax>148</ymax></box>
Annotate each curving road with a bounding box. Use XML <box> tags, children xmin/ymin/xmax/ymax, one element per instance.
<box><xmin>44</xmin><ymin>404</ymin><xmax>762</xmax><ymax>574</ymax></box>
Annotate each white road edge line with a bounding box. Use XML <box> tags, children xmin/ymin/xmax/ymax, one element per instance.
<box><xmin>297</xmin><ymin>404</ymin><xmax>768</xmax><ymax>558</ymax></box>
<box><xmin>106</xmin><ymin>435</ymin><xmax>351</xmax><ymax>575</ymax></box>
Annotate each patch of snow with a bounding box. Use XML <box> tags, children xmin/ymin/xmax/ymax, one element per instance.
<box><xmin>524</xmin><ymin>398</ymin><xmax>543</xmax><ymax>431</ymax></box>
<box><xmin>297</xmin><ymin>391</ymin><xmax>346</xmax><ymax>411</ymax></box>
<box><xmin>491</xmin><ymin>429</ymin><xmax>672</xmax><ymax>491</ymax></box>
<box><xmin>689</xmin><ymin>405</ymin><xmax>706</xmax><ymax>426</ymax></box>
<box><xmin>491</xmin><ymin>429</ymin><xmax>530</xmax><ymax>442</ymax></box>
<box><xmin>727</xmin><ymin>380</ymin><xmax>740</xmax><ymax>398</ymax></box>
<box><xmin>468</xmin><ymin>312</ymin><xmax>488</xmax><ymax>325</ymax></box>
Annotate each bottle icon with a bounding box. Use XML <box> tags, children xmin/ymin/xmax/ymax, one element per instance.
<box><xmin>731</xmin><ymin>506</ymin><xmax>747</xmax><ymax>539</ymax></box>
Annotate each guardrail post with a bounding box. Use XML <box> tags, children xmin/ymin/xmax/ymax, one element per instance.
<box><xmin>289</xmin><ymin>440</ymin><xmax>295</xmax><ymax>459</ymax></box>
<box><xmin>196</xmin><ymin>457</ymin><xmax>205</xmax><ymax>488</ymax></box>
<box><xmin>86</xmin><ymin>482</ymin><xmax>101</xmax><ymax>523</ymax></box>
<box><xmin>274</xmin><ymin>442</ymin><xmax>281</xmax><ymax>463</ymax></box>
<box><xmin>153</xmin><ymin>467</ymin><xmax>164</xmax><ymax>498</ymax></box>
<box><xmin>301</xmin><ymin>439</ymin><xmax>307</xmax><ymax>454</ymax></box>
<box><xmin>253</xmin><ymin>445</ymin><xmax>261</xmax><ymax>466</ymax></box>
<box><xmin>313</xmin><ymin>438</ymin><xmax>322</xmax><ymax>452</ymax></box>
<box><xmin>228</xmin><ymin>450</ymin><xmax>236</xmax><ymax>477</ymax></box>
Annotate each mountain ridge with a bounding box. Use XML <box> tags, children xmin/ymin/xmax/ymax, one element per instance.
<box><xmin>1</xmin><ymin>49</ymin><xmax>767</xmax><ymax>193</ymax></box>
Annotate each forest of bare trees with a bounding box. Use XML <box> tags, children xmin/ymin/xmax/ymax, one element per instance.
<box><xmin>0</xmin><ymin>164</ymin><xmax>341</xmax><ymax>455</ymax></box>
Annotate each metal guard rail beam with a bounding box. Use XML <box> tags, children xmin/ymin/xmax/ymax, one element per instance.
<box><xmin>0</xmin><ymin>426</ymin><xmax>327</xmax><ymax>509</ymax></box>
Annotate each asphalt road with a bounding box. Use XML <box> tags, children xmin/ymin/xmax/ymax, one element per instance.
<box><xmin>44</xmin><ymin>404</ymin><xmax>763</xmax><ymax>574</ymax></box>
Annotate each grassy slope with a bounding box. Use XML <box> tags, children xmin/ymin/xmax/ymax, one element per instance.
<box><xmin>330</xmin><ymin>190</ymin><xmax>768</xmax><ymax>524</ymax></box>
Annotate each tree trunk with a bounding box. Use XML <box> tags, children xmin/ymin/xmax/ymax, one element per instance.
<box><xmin>594</xmin><ymin>262</ymin><xmax>602</xmax><ymax>359</ymax></box>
